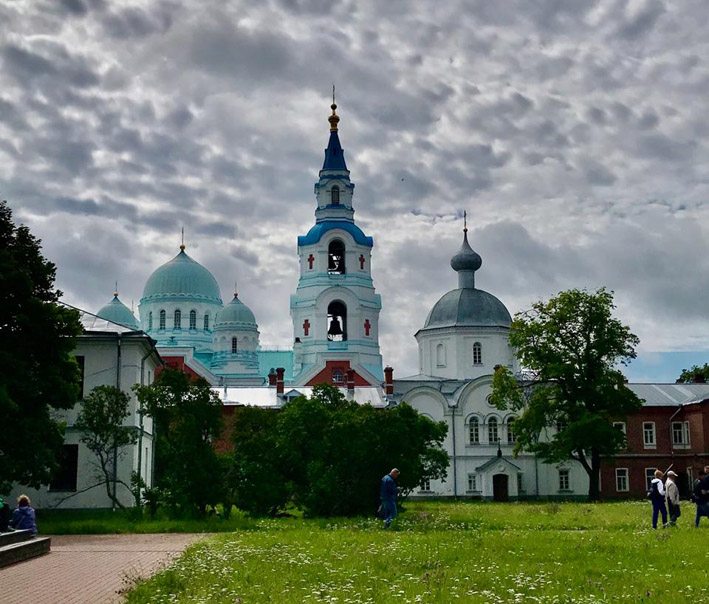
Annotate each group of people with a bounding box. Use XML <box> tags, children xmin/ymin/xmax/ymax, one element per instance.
<box><xmin>0</xmin><ymin>494</ymin><xmax>38</xmax><ymax>535</ymax></box>
<box><xmin>648</xmin><ymin>466</ymin><xmax>709</xmax><ymax>529</ymax></box>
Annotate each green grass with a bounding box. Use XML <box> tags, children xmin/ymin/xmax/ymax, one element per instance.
<box><xmin>121</xmin><ymin>501</ymin><xmax>709</xmax><ymax>603</ymax></box>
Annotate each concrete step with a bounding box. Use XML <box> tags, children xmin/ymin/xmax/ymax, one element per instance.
<box><xmin>0</xmin><ymin>537</ymin><xmax>51</xmax><ymax>568</ymax></box>
<box><xmin>0</xmin><ymin>529</ymin><xmax>35</xmax><ymax>547</ymax></box>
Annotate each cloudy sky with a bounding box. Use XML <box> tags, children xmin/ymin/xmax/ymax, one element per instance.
<box><xmin>3</xmin><ymin>0</ymin><xmax>709</xmax><ymax>381</ymax></box>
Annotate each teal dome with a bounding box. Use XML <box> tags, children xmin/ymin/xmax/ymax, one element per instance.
<box><xmin>97</xmin><ymin>295</ymin><xmax>140</xmax><ymax>330</ymax></box>
<box><xmin>215</xmin><ymin>294</ymin><xmax>257</xmax><ymax>328</ymax></box>
<box><xmin>142</xmin><ymin>249</ymin><xmax>222</xmax><ymax>303</ymax></box>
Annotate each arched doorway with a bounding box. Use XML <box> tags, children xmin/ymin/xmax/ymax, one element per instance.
<box><xmin>492</xmin><ymin>474</ymin><xmax>509</xmax><ymax>501</ymax></box>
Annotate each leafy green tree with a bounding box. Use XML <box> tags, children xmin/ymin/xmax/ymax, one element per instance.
<box><xmin>489</xmin><ymin>288</ymin><xmax>642</xmax><ymax>501</ymax></box>
<box><xmin>134</xmin><ymin>369</ymin><xmax>224</xmax><ymax>516</ymax></box>
<box><xmin>225</xmin><ymin>406</ymin><xmax>289</xmax><ymax>516</ymax></box>
<box><xmin>275</xmin><ymin>384</ymin><xmax>448</xmax><ymax>516</ymax></box>
<box><xmin>677</xmin><ymin>363</ymin><xmax>709</xmax><ymax>384</ymax></box>
<box><xmin>74</xmin><ymin>386</ymin><xmax>137</xmax><ymax>509</ymax></box>
<box><xmin>0</xmin><ymin>200</ymin><xmax>82</xmax><ymax>493</ymax></box>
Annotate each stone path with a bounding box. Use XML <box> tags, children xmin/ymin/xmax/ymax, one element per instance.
<box><xmin>0</xmin><ymin>533</ymin><xmax>206</xmax><ymax>604</ymax></box>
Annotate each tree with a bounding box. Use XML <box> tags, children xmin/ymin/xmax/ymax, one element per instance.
<box><xmin>0</xmin><ymin>200</ymin><xmax>82</xmax><ymax>493</ymax></box>
<box><xmin>677</xmin><ymin>364</ymin><xmax>709</xmax><ymax>384</ymax></box>
<box><xmin>489</xmin><ymin>288</ymin><xmax>642</xmax><ymax>501</ymax></box>
<box><xmin>74</xmin><ymin>386</ymin><xmax>137</xmax><ymax>509</ymax></box>
<box><xmin>236</xmin><ymin>384</ymin><xmax>449</xmax><ymax>517</ymax></box>
<box><xmin>134</xmin><ymin>369</ymin><xmax>224</xmax><ymax>516</ymax></box>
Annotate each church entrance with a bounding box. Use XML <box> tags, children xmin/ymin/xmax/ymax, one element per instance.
<box><xmin>492</xmin><ymin>474</ymin><xmax>509</xmax><ymax>501</ymax></box>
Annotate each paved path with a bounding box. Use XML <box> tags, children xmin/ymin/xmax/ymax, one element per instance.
<box><xmin>0</xmin><ymin>533</ymin><xmax>206</xmax><ymax>604</ymax></box>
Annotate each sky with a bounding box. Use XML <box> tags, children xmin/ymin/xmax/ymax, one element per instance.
<box><xmin>2</xmin><ymin>0</ymin><xmax>709</xmax><ymax>382</ymax></box>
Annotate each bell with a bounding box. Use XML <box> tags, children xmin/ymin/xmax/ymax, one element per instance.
<box><xmin>327</xmin><ymin>317</ymin><xmax>343</xmax><ymax>336</ymax></box>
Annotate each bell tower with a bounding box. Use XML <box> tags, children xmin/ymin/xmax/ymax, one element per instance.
<box><xmin>290</xmin><ymin>101</ymin><xmax>384</xmax><ymax>387</ymax></box>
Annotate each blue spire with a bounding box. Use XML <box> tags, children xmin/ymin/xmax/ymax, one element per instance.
<box><xmin>322</xmin><ymin>102</ymin><xmax>348</xmax><ymax>171</ymax></box>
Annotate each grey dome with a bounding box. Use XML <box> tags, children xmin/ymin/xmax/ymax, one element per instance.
<box><xmin>424</xmin><ymin>288</ymin><xmax>511</xmax><ymax>329</ymax></box>
<box><xmin>450</xmin><ymin>231</ymin><xmax>482</xmax><ymax>273</ymax></box>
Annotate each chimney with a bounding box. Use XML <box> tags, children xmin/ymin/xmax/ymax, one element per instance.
<box><xmin>693</xmin><ymin>372</ymin><xmax>706</xmax><ymax>384</ymax></box>
<box><xmin>276</xmin><ymin>367</ymin><xmax>285</xmax><ymax>394</ymax></box>
<box><xmin>347</xmin><ymin>368</ymin><xmax>355</xmax><ymax>396</ymax></box>
<box><xmin>384</xmin><ymin>366</ymin><xmax>394</xmax><ymax>396</ymax></box>
<box><xmin>268</xmin><ymin>368</ymin><xmax>277</xmax><ymax>387</ymax></box>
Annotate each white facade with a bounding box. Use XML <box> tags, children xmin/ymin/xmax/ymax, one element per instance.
<box><xmin>10</xmin><ymin>315</ymin><xmax>161</xmax><ymax>509</ymax></box>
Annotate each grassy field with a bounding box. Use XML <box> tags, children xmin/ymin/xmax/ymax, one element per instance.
<box><xmin>116</xmin><ymin>501</ymin><xmax>709</xmax><ymax>604</ymax></box>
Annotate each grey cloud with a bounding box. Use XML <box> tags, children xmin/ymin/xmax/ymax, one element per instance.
<box><xmin>616</xmin><ymin>0</ymin><xmax>666</xmax><ymax>40</ymax></box>
<box><xmin>101</xmin><ymin>4</ymin><xmax>175</xmax><ymax>39</ymax></box>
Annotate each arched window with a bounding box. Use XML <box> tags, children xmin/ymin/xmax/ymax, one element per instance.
<box><xmin>507</xmin><ymin>418</ymin><xmax>516</xmax><ymax>443</ymax></box>
<box><xmin>148</xmin><ymin>311</ymin><xmax>153</xmax><ymax>331</ymax></box>
<box><xmin>436</xmin><ymin>343</ymin><xmax>446</xmax><ymax>367</ymax></box>
<box><xmin>473</xmin><ymin>342</ymin><xmax>482</xmax><ymax>365</ymax></box>
<box><xmin>204</xmin><ymin>314</ymin><xmax>210</xmax><ymax>331</ymax></box>
<box><xmin>174</xmin><ymin>309</ymin><xmax>181</xmax><ymax>330</ymax></box>
<box><xmin>331</xmin><ymin>185</ymin><xmax>340</xmax><ymax>205</ymax></box>
<box><xmin>159</xmin><ymin>310</ymin><xmax>166</xmax><ymax>330</ymax></box>
<box><xmin>189</xmin><ymin>310</ymin><xmax>197</xmax><ymax>330</ymax></box>
<box><xmin>327</xmin><ymin>300</ymin><xmax>347</xmax><ymax>341</ymax></box>
<box><xmin>332</xmin><ymin>369</ymin><xmax>344</xmax><ymax>383</ymax></box>
<box><xmin>469</xmin><ymin>417</ymin><xmax>480</xmax><ymax>444</ymax></box>
<box><xmin>328</xmin><ymin>239</ymin><xmax>346</xmax><ymax>274</ymax></box>
<box><xmin>488</xmin><ymin>417</ymin><xmax>498</xmax><ymax>443</ymax></box>
<box><xmin>231</xmin><ymin>337</ymin><xmax>238</xmax><ymax>354</ymax></box>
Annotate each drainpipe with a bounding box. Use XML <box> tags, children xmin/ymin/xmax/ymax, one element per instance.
<box><xmin>668</xmin><ymin>404</ymin><xmax>682</xmax><ymax>469</ymax></box>
<box><xmin>451</xmin><ymin>403</ymin><xmax>458</xmax><ymax>498</ymax></box>
<box><xmin>136</xmin><ymin>340</ymin><xmax>157</xmax><ymax>507</ymax></box>
<box><xmin>113</xmin><ymin>333</ymin><xmax>122</xmax><ymax>511</ymax></box>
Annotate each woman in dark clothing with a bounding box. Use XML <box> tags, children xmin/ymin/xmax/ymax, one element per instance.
<box><xmin>9</xmin><ymin>494</ymin><xmax>37</xmax><ymax>536</ymax></box>
<box><xmin>649</xmin><ymin>469</ymin><xmax>668</xmax><ymax>529</ymax></box>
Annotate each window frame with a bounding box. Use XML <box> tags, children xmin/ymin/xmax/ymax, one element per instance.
<box><xmin>615</xmin><ymin>468</ymin><xmax>629</xmax><ymax>492</ymax></box>
<box><xmin>468</xmin><ymin>417</ymin><xmax>480</xmax><ymax>444</ymax></box>
<box><xmin>472</xmin><ymin>341</ymin><xmax>482</xmax><ymax>365</ymax></box>
<box><xmin>488</xmin><ymin>417</ymin><xmax>499</xmax><ymax>444</ymax></box>
<box><xmin>174</xmin><ymin>309</ymin><xmax>182</xmax><ymax>330</ymax></box>
<box><xmin>558</xmin><ymin>468</ymin><xmax>570</xmax><ymax>491</ymax></box>
<box><xmin>189</xmin><ymin>310</ymin><xmax>197</xmax><ymax>330</ymax></box>
<box><xmin>672</xmin><ymin>421</ymin><xmax>690</xmax><ymax>448</ymax></box>
<box><xmin>159</xmin><ymin>309</ymin><xmax>166</xmax><ymax>330</ymax></box>
<box><xmin>643</xmin><ymin>422</ymin><xmax>656</xmax><ymax>449</ymax></box>
<box><xmin>231</xmin><ymin>337</ymin><xmax>238</xmax><ymax>354</ymax></box>
<box><xmin>204</xmin><ymin>314</ymin><xmax>210</xmax><ymax>331</ymax></box>
<box><xmin>436</xmin><ymin>342</ymin><xmax>446</xmax><ymax>367</ymax></box>
<box><xmin>645</xmin><ymin>468</ymin><xmax>656</xmax><ymax>490</ymax></box>
<box><xmin>506</xmin><ymin>417</ymin><xmax>516</xmax><ymax>444</ymax></box>
<box><xmin>467</xmin><ymin>474</ymin><xmax>477</xmax><ymax>492</ymax></box>
<box><xmin>49</xmin><ymin>444</ymin><xmax>79</xmax><ymax>492</ymax></box>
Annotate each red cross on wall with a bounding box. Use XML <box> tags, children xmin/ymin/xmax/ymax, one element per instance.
<box><xmin>359</xmin><ymin>254</ymin><xmax>365</xmax><ymax>269</ymax></box>
<box><xmin>364</xmin><ymin>319</ymin><xmax>371</xmax><ymax>336</ymax></box>
<box><xmin>308</xmin><ymin>254</ymin><xmax>315</xmax><ymax>269</ymax></box>
<box><xmin>303</xmin><ymin>319</ymin><xmax>310</xmax><ymax>336</ymax></box>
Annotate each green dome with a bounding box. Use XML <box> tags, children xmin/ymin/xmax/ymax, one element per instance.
<box><xmin>215</xmin><ymin>294</ymin><xmax>257</xmax><ymax>328</ymax></box>
<box><xmin>96</xmin><ymin>295</ymin><xmax>140</xmax><ymax>330</ymax></box>
<box><xmin>142</xmin><ymin>249</ymin><xmax>222</xmax><ymax>303</ymax></box>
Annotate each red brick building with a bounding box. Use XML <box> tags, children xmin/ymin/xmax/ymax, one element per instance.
<box><xmin>602</xmin><ymin>383</ymin><xmax>709</xmax><ymax>499</ymax></box>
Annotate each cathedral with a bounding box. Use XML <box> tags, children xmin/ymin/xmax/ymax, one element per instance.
<box><xmin>13</xmin><ymin>102</ymin><xmax>709</xmax><ymax>509</ymax></box>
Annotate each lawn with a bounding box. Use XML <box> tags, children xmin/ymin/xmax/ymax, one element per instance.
<box><xmin>117</xmin><ymin>501</ymin><xmax>709</xmax><ymax>603</ymax></box>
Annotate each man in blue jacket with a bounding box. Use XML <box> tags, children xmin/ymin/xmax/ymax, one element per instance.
<box><xmin>380</xmin><ymin>468</ymin><xmax>400</xmax><ymax>528</ymax></box>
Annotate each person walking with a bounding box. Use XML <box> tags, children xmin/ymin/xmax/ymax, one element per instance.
<box><xmin>665</xmin><ymin>470</ymin><xmax>681</xmax><ymax>526</ymax></box>
<box><xmin>693</xmin><ymin>470</ymin><xmax>709</xmax><ymax>527</ymax></box>
<box><xmin>380</xmin><ymin>468</ymin><xmax>400</xmax><ymax>529</ymax></box>
<box><xmin>649</xmin><ymin>469</ymin><xmax>668</xmax><ymax>529</ymax></box>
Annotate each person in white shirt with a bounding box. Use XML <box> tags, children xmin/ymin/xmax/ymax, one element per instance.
<box><xmin>649</xmin><ymin>469</ymin><xmax>668</xmax><ymax>529</ymax></box>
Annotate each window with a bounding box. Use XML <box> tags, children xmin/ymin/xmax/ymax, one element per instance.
<box><xmin>148</xmin><ymin>311</ymin><xmax>153</xmax><ymax>331</ymax></box>
<box><xmin>231</xmin><ymin>337</ymin><xmax>238</xmax><ymax>354</ymax></box>
<box><xmin>556</xmin><ymin>419</ymin><xmax>568</xmax><ymax>433</ymax></box>
<box><xmin>507</xmin><ymin>418</ymin><xmax>516</xmax><ymax>444</ymax></box>
<box><xmin>75</xmin><ymin>355</ymin><xmax>85</xmax><ymax>399</ymax></box>
<box><xmin>488</xmin><ymin>417</ymin><xmax>498</xmax><ymax>443</ymax></box>
<box><xmin>159</xmin><ymin>310</ymin><xmax>166</xmax><ymax>330</ymax></box>
<box><xmin>517</xmin><ymin>474</ymin><xmax>524</xmax><ymax>493</ymax></box>
<box><xmin>332</xmin><ymin>369</ymin><xmax>344</xmax><ymax>384</ymax></box>
<box><xmin>643</xmin><ymin>422</ymin><xmax>656</xmax><ymax>448</ymax></box>
<box><xmin>49</xmin><ymin>444</ymin><xmax>79</xmax><ymax>491</ymax></box>
<box><xmin>331</xmin><ymin>185</ymin><xmax>340</xmax><ymax>205</ymax></box>
<box><xmin>327</xmin><ymin>300</ymin><xmax>347</xmax><ymax>341</ymax></box>
<box><xmin>469</xmin><ymin>417</ymin><xmax>480</xmax><ymax>444</ymax></box>
<box><xmin>420</xmin><ymin>479</ymin><xmax>431</xmax><ymax>491</ymax></box>
<box><xmin>645</xmin><ymin>468</ymin><xmax>656</xmax><ymax>490</ymax></box>
<box><xmin>613</xmin><ymin>421</ymin><xmax>626</xmax><ymax>434</ymax></box>
<box><xmin>467</xmin><ymin>474</ymin><xmax>477</xmax><ymax>492</ymax></box>
<box><xmin>436</xmin><ymin>343</ymin><xmax>446</xmax><ymax>367</ymax></box>
<box><xmin>204</xmin><ymin>314</ymin><xmax>210</xmax><ymax>331</ymax></box>
<box><xmin>189</xmin><ymin>310</ymin><xmax>197</xmax><ymax>330</ymax></box>
<box><xmin>174</xmin><ymin>309</ymin><xmax>181</xmax><ymax>330</ymax></box>
<box><xmin>558</xmin><ymin>469</ymin><xmax>570</xmax><ymax>491</ymax></box>
<box><xmin>615</xmin><ymin>468</ymin><xmax>629</xmax><ymax>492</ymax></box>
<box><xmin>473</xmin><ymin>342</ymin><xmax>482</xmax><ymax>365</ymax></box>
<box><xmin>672</xmin><ymin>421</ymin><xmax>690</xmax><ymax>446</ymax></box>
<box><xmin>327</xmin><ymin>239</ymin><xmax>346</xmax><ymax>274</ymax></box>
